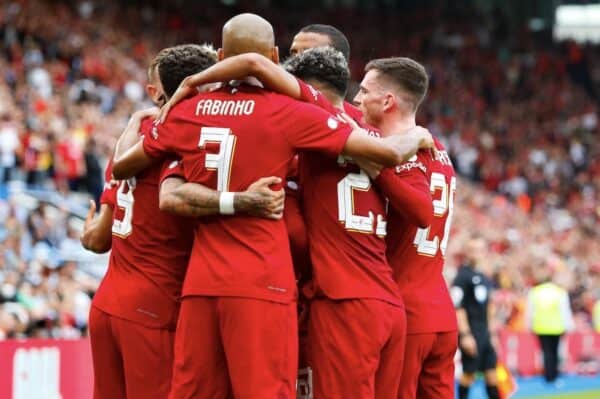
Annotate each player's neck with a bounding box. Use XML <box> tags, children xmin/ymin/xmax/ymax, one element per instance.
<box><xmin>310</xmin><ymin>82</ymin><xmax>344</xmax><ymax>109</ymax></box>
<box><xmin>379</xmin><ymin>113</ymin><xmax>416</xmax><ymax>136</ymax></box>
<box><xmin>323</xmin><ymin>92</ymin><xmax>344</xmax><ymax>110</ymax></box>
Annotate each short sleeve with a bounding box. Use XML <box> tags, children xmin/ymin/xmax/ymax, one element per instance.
<box><xmin>141</xmin><ymin>117</ymin><xmax>173</xmax><ymax>160</ymax></box>
<box><xmin>343</xmin><ymin>101</ymin><xmax>363</xmax><ymax>121</ymax></box>
<box><xmin>100</xmin><ymin>161</ymin><xmax>117</xmax><ymax>209</ymax></box>
<box><xmin>282</xmin><ymin>101</ymin><xmax>352</xmax><ymax>158</ymax></box>
<box><xmin>160</xmin><ymin>158</ymin><xmax>185</xmax><ymax>184</ymax></box>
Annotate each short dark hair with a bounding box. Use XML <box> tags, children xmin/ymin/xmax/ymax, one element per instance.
<box><xmin>299</xmin><ymin>24</ymin><xmax>350</xmax><ymax>62</ymax></box>
<box><xmin>284</xmin><ymin>46</ymin><xmax>349</xmax><ymax>98</ymax></box>
<box><xmin>365</xmin><ymin>57</ymin><xmax>429</xmax><ymax>112</ymax></box>
<box><xmin>149</xmin><ymin>44</ymin><xmax>218</xmax><ymax>98</ymax></box>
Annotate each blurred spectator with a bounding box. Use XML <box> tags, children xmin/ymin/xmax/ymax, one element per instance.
<box><xmin>82</xmin><ymin>138</ymin><xmax>103</xmax><ymax>205</ymax></box>
<box><xmin>526</xmin><ymin>270</ymin><xmax>575</xmax><ymax>384</ymax></box>
<box><xmin>0</xmin><ymin>112</ymin><xmax>20</xmax><ymax>183</ymax></box>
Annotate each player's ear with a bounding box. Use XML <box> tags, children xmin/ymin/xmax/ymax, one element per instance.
<box><xmin>271</xmin><ymin>46</ymin><xmax>279</xmax><ymax>64</ymax></box>
<box><xmin>217</xmin><ymin>48</ymin><xmax>224</xmax><ymax>61</ymax></box>
<box><xmin>383</xmin><ymin>92</ymin><xmax>396</xmax><ymax>112</ymax></box>
<box><xmin>146</xmin><ymin>84</ymin><xmax>159</xmax><ymax>102</ymax></box>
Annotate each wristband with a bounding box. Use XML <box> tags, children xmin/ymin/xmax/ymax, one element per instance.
<box><xmin>219</xmin><ymin>192</ymin><xmax>235</xmax><ymax>215</ymax></box>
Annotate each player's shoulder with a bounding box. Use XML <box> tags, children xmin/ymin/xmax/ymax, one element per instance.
<box><xmin>343</xmin><ymin>101</ymin><xmax>362</xmax><ymax>120</ymax></box>
<box><xmin>427</xmin><ymin>138</ymin><xmax>454</xmax><ymax>173</ymax></box>
<box><xmin>433</xmin><ymin>136</ymin><xmax>446</xmax><ymax>151</ymax></box>
<box><xmin>358</xmin><ymin>121</ymin><xmax>381</xmax><ymax>137</ymax></box>
<box><xmin>394</xmin><ymin>151</ymin><xmax>429</xmax><ymax>175</ymax></box>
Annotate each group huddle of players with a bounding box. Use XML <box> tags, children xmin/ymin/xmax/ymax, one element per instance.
<box><xmin>81</xmin><ymin>12</ymin><xmax>460</xmax><ymax>399</ymax></box>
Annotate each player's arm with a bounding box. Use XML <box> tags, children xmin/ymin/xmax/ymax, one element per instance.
<box><xmin>284</xmin><ymin>103</ymin><xmax>434</xmax><ymax>167</ymax></box>
<box><xmin>80</xmin><ymin>200</ymin><xmax>113</xmax><ymax>253</ymax></box>
<box><xmin>342</xmin><ymin>126</ymin><xmax>434</xmax><ymax>166</ymax></box>
<box><xmin>112</xmin><ymin>109</ymin><xmax>161</xmax><ymax>180</ymax></box>
<box><xmin>159</xmin><ymin>53</ymin><xmax>300</xmax><ymax>122</ymax></box>
<box><xmin>371</xmin><ymin>161</ymin><xmax>433</xmax><ymax>228</ymax></box>
<box><xmin>112</xmin><ymin>141</ymin><xmax>154</xmax><ymax>180</ymax></box>
<box><xmin>159</xmin><ymin>176</ymin><xmax>285</xmax><ymax>219</ymax></box>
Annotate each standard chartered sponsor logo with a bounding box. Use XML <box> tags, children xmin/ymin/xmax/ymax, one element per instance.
<box><xmin>13</xmin><ymin>346</ymin><xmax>62</xmax><ymax>399</ymax></box>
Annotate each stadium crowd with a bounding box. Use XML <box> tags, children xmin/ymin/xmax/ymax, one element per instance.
<box><xmin>0</xmin><ymin>0</ymin><xmax>598</xmax><ymax>344</ymax></box>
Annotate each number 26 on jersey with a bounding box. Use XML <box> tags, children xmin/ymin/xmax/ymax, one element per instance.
<box><xmin>414</xmin><ymin>172</ymin><xmax>456</xmax><ymax>257</ymax></box>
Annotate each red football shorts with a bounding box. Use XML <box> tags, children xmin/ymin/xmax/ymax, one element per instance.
<box><xmin>89</xmin><ymin>306</ymin><xmax>175</xmax><ymax>399</ymax></box>
<box><xmin>397</xmin><ymin>331</ymin><xmax>458</xmax><ymax>399</ymax></box>
<box><xmin>169</xmin><ymin>296</ymin><xmax>298</xmax><ymax>399</ymax></box>
<box><xmin>307</xmin><ymin>298</ymin><xmax>406</xmax><ymax>399</ymax></box>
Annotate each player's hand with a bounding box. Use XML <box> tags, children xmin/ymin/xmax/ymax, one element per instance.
<box><xmin>354</xmin><ymin>156</ymin><xmax>383</xmax><ymax>179</ymax></box>
<box><xmin>460</xmin><ymin>333</ymin><xmax>478</xmax><ymax>357</ymax></box>
<box><xmin>244</xmin><ymin>176</ymin><xmax>285</xmax><ymax>220</ymax></box>
<box><xmin>406</xmin><ymin>126</ymin><xmax>434</xmax><ymax>150</ymax></box>
<box><xmin>337</xmin><ymin>112</ymin><xmax>361</xmax><ymax>130</ymax></box>
<box><xmin>158</xmin><ymin>76</ymin><xmax>197</xmax><ymax>124</ymax></box>
<box><xmin>81</xmin><ymin>200</ymin><xmax>97</xmax><ymax>242</ymax></box>
<box><xmin>407</xmin><ymin>125</ymin><xmax>440</xmax><ymax>160</ymax></box>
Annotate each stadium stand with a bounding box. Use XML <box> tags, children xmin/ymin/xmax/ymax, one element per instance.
<box><xmin>0</xmin><ymin>0</ymin><xmax>598</xmax><ymax>376</ymax></box>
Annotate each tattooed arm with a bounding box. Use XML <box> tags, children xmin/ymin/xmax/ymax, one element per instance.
<box><xmin>159</xmin><ymin>176</ymin><xmax>285</xmax><ymax>219</ymax></box>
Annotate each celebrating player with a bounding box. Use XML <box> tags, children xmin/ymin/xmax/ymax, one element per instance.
<box><xmin>81</xmin><ymin>44</ymin><xmax>284</xmax><ymax>399</ymax></box>
<box><xmin>158</xmin><ymin>47</ymin><xmax>449</xmax><ymax>398</ymax></box>
<box><xmin>353</xmin><ymin>57</ymin><xmax>459</xmax><ymax>399</ymax></box>
<box><xmin>112</xmin><ymin>12</ymin><xmax>435</xmax><ymax>398</ymax></box>
<box><xmin>286</xmin><ymin>47</ymin><xmax>408</xmax><ymax>399</ymax></box>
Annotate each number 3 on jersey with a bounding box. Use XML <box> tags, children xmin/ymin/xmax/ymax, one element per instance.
<box><xmin>414</xmin><ymin>172</ymin><xmax>456</xmax><ymax>256</ymax></box>
<box><xmin>199</xmin><ymin>127</ymin><xmax>236</xmax><ymax>191</ymax></box>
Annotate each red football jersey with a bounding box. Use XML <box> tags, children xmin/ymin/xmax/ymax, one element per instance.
<box><xmin>93</xmin><ymin>118</ymin><xmax>195</xmax><ymax>329</ymax></box>
<box><xmin>99</xmin><ymin>159</ymin><xmax>117</xmax><ymax>209</ymax></box>
<box><xmin>297</xmin><ymin>80</ymin><xmax>403</xmax><ymax>306</ymax></box>
<box><xmin>379</xmin><ymin>138</ymin><xmax>458</xmax><ymax>333</ymax></box>
<box><xmin>143</xmin><ymin>82</ymin><xmax>352</xmax><ymax>304</ymax></box>
<box><xmin>343</xmin><ymin>101</ymin><xmax>363</xmax><ymax>121</ymax></box>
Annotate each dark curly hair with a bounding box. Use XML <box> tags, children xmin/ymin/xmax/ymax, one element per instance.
<box><xmin>283</xmin><ymin>46</ymin><xmax>349</xmax><ymax>98</ymax></box>
<box><xmin>149</xmin><ymin>44</ymin><xmax>217</xmax><ymax>99</ymax></box>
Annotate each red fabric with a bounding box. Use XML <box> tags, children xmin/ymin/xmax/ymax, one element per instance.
<box><xmin>284</xmin><ymin>192</ymin><xmax>311</xmax><ymax>281</ymax></box>
<box><xmin>99</xmin><ymin>160</ymin><xmax>117</xmax><ymax>209</ymax></box>
<box><xmin>169</xmin><ymin>297</ymin><xmax>297</xmax><ymax>399</ymax></box>
<box><xmin>0</xmin><ymin>339</ymin><xmax>93</xmax><ymax>399</ymax></box>
<box><xmin>55</xmin><ymin>140</ymin><xmax>83</xmax><ymax>179</ymax></box>
<box><xmin>344</xmin><ymin>100</ymin><xmax>363</xmax><ymax>121</ymax></box>
<box><xmin>142</xmin><ymin>84</ymin><xmax>352</xmax><ymax>304</ymax></box>
<box><xmin>88</xmin><ymin>306</ymin><xmax>175</xmax><ymax>399</ymax></box>
<box><xmin>307</xmin><ymin>298</ymin><xmax>406</xmax><ymax>399</ymax></box>
<box><xmin>297</xmin><ymin>79</ymin><xmax>402</xmax><ymax>305</ymax></box>
<box><xmin>385</xmin><ymin>138</ymin><xmax>458</xmax><ymax>334</ymax></box>
<box><xmin>375</xmin><ymin>158</ymin><xmax>433</xmax><ymax>228</ymax></box>
<box><xmin>93</xmin><ymin>118</ymin><xmax>195</xmax><ymax>329</ymax></box>
<box><xmin>398</xmin><ymin>331</ymin><xmax>458</xmax><ymax>399</ymax></box>
<box><xmin>159</xmin><ymin>158</ymin><xmax>185</xmax><ymax>183</ymax></box>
